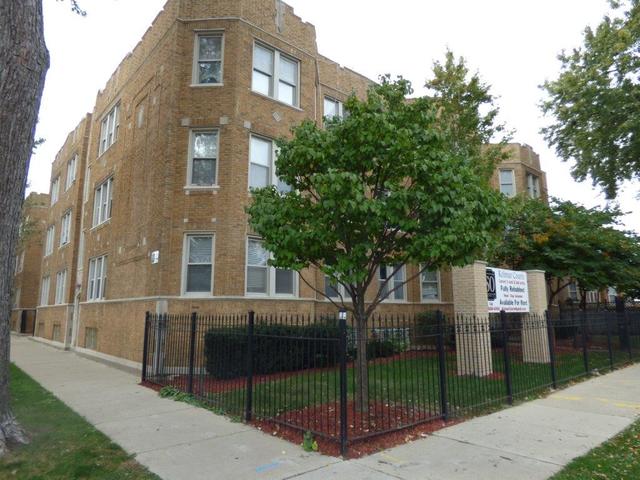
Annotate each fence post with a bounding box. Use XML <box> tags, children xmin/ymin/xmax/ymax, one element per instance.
<box><xmin>436</xmin><ymin>310</ymin><xmax>449</xmax><ymax>420</ymax></box>
<box><xmin>188</xmin><ymin>312</ymin><xmax>197</xmax><ymax>394</ymax></box>
<box><xmin>245</xmin><ymin>311</ymin><xmax>255</xmax><ymax>422</ymax></box>
<box><xmin>545</xmin><ymin>310</ymin><xmax>557</xmax><ymax>389</ymax></box>
<box><xmin>605</xmin><ymin>311</ymin><xmax>614</xmax><ymax>369</ymax></box>
<box><xmin>501</xmin><ymin>310</ymin><xmax>513</xmax><ymax>405</ymax></box>
<box><xmin>142</xmin><ymin>311</ymin><xmax>150</xmax><ymax>383</ymax></box>
<box><xmin>624</xmin><ymin>310</ymin><xmax>633</xmax><ymax>361</ymax></box>
<box><xmin>338</xmin><ymin>310</ymin><xmax>348</xmax><ymax>458</ymax></box>
<box><xmin>580</xmin><ymin>310</ymin><xmax>589</xmax><ymax>374</ymax></box>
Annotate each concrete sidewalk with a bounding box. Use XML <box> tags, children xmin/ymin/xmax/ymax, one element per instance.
<box><xmin>10</xmin><ymin>335</ymin><xmax>640</xmax><ymax>479</ymax></box>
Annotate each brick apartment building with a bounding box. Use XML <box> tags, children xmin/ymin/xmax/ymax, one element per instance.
<box><xmin>10</xmin><ymin>192</ymin><xmax>49</xmax><ymax>334</ymax></box>
<box><xmin>29</xmin><ymin>0</ymin><xmax>550</xmax><ymax>369</ymax></box>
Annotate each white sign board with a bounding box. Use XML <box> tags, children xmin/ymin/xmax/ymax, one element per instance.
<box><xmin>486</xmin><ymin>267</ymin><xmax>530</xmax><ymax>313</ymax></box>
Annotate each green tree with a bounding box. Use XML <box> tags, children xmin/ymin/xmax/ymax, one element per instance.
<box><xmin>490</xmin><ymin>197</ymin><xmax>640</xmax><ymax>306</ymax></box>
<box><xmin>541</xmin><ymin>0</ymin><xmax>640</xmax><ymax>199</ymax></box>
<box><xmin>247</xmin><ymin>76</ymin><xmax>506</xmax><ymax>410</ymax></box>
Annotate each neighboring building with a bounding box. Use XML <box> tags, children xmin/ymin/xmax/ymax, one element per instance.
<box><xmin>491</xmin><ymin>143</ymin><xmax>548</xmax><ymax>202</ymax></box>
<box><xmin>36</xmin><ymin>114</ymin><xmax>92</xmax><ymax>346</ymax></box>
<box><xmin>30</xmin><ymin>0</ymin><xmax>547</xmax><ymax>368</ymax></box>
<box><xmin>11</xmin><ymin>192</ymin><xmax>50</xmax><ymax>334</ymax></box>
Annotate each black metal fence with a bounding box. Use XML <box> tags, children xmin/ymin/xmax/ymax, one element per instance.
<box><xmin>142</xmin><ymin>308</ymin><xmax>640</xmax><ymax>456</ymax></box>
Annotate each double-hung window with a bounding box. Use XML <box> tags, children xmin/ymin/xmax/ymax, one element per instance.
<box><xmin>499</xmin><ymin>169</ymin><xmax>515</xmax><ymax>197</ymax></box>
<box><xmin>246</xmin><ymin>238</ymin><xmax>296</xmax><ymax>296</ymax></box>
<box><xmin>51</xmin><ymin>177</ymin><xmax>60</xmax><ymax>205</ymax></box>
<box><xmin>252</xmin><ymin>43</ymin><xmax>299</xmax><ymax>107</ymax></box>
<box><xmin>568</xmin><ymin>282</ymin><xmax>578</xmax><ymax>301</ymax></box>
<box><xmin>249</xmin><ymin>135</ymin><xmax>290</xmax><ymax>192</ymax></box>
<box><xmin>45</xmin><ymin>225</ymin><xmax>55</xmax><ymax>256</ymax></box>
<box><xmin>325</xmin><ymin>275</ymin><xmax>347</xmax><ymax>300</ymax></box>
<box><xmin>60</xmin><ymin>210</ymin><xmax>72</xmax><ymax>246</ymax></box>
<box><xmin>40</xmin><ymin>276</ymin><xmax>50</xmax><ymax>306</ymax></box>
<box><xmin>66</xmin><ymin>154</ymin><xmax>77</xmax><ymax>191</ymax></box>
<box><xmin>188</xmin><ymin>131</ymin><xmax>219</xmax><ymax>186</ymax></box>
<box><xmin>99</xmin><ymin>104</ymin><xmax>120</xmax><ymax>155</ymax></box>
<box><xmin>87</xmin><ymin>256</ymin><xmax>107</xmax><ymax>301</ymax></box>
<box><xmin>379</xmin><ymin>264</ymin><xmax>406</xmax><ymax>301</ymax></box>
<box><xmin>183</xmin><ymin>235</ymin><xmax>214</xmax><ymax>295</ymax></box>
<box><xmin>55</xmin><ymin>270</ymin><xmax>67</xmax><ymax>305</ymax></box>
<box><xmin>323</xmin><ymin>96</ymin><xmax>345</xmax><ymax>121</ymax></box>
<box><xmin>420</xmin><ymin>268</ymin><xmax>441</xmax><ymax>302</ymax></box>
<box><xmin>193</xmin><ymin>34</ymin><xmax>223</xmax><ymax>85</ymax></box>
<box><xmin>526</xmin><ymin>173</ymin><xmax>540</xmax><ymax>199</ymax></box>
<box><xmin>93</xmin><ymin>177</ymin><xmax>113</xmax><ymax>227</ymax></box>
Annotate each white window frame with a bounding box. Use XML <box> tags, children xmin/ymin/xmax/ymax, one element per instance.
<box><xmin>87</xmin><ymin>255</ymin><xmax>107</xmax><ymax>301</ymax></box>
<box><xmin>251</xmin><ymin>41</ymin><xmax>300</xmax><ymax>107</ymax></box>
<box><xmin>181</xmin><ymin>233</ymin><xmax>215</xmax><ymax>296</ymax></box>
<box><xmin>45</xmin><ymin>225</ymin><xmax>55</xmax><ymax>257</ymax></box>
<box><xmin>60</xmin><ymin>210</ymin><xmax>72</xmax><ymax>247</ymax></box>
<box><xmin>13</xmin><ymin>287</ymin><xmax>20</xmax><ymax>309</ymax></box>
<box><xmin>499</xmin><ymin>169</ymin><xmax>516</xmax><ymax>198</ymax></box>
<box><xmin>420</xmin><ymin>267</ymin><xmax>441</xmax><ymax>303</ymax></box>
<box><xmin>192</xmin><ymin>33</ymin><xmax>224</xmax><ymax>86</ymax></box>
<box><xmin>378</xmin><ymin>264</ymin><xmax>407</xmax><ymax>302</ymax></box>
<box><xmin>40</xmin><ymin>276</ymin><xmax>50</xmax><ymax>306</ymax></box>
<box><xmin>55</xmin><ymin>269</ymin><xmax>67</xmax><ymax>305</ymax></box>
<box><xmin>93</xmin><ymin>177</ymin><xmax>113</xmax><ymax>227</ymax></box>
<box><xmin>65</xmin><ymin>154</ymin><xmax>78</xmax><ymax>191</ymax></box>
<box><xmin>324</xmin><ymin>274</ymin><xmax>347</xmax><ymax>300</ymax></box>
<box><xmin>248</xmin><ymin>134</ymin><xmax>290</xmax><ymax>192</ymax></box>
<box><xmin>526</xmin><ymin>173</ymin><xmax>540</xmax><ymax>199</ymax></box>
<box><xmin>323</xmin><ymin>96</ymin><xmax>344</xmax><ymax>121</ymax></box>
<box><xmin>568</xmin><ymin>282</ymin><xmax>579</xmax><ymax>301</ymax></box>
<box><xmin>187</xmin><ymin>130</ymin><xmax>220</xmax><ymax>187</ymax></box>
<box><xmin>51</xmin><ymin>177</ymin><xmax>60</xmax><ymax>205</ymax></box>
<box><xmin>245</xmin><ymin>237</ymin><xmax>297</xmax><ymax>297</ymax></box>
<box><xmin>15</xmin><ymin>251</ymin><xmax>24</xmax><ymax>274</ymax></box>
<box><xmin>98</xmin><ymin>104</ymin><xmax>120</xmax><ymax>156</ymax></box>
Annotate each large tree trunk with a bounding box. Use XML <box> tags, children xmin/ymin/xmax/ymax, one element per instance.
<box><xmin>353</xmin><ymin>300</ymin><xmax>369</xmax><ymax>413</ymax></box>
<box><xmin>0</xmin><ymin>0</ymin><xmax>49</xmax><ymax>456</ymax></box>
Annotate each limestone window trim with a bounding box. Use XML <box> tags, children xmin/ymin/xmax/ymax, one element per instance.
<box><xmin>181</xmin><ymin>233</ymin><xmax>216</xmax><ymax>297</ymax></box>
<box><xmin>191</xmin><ymin>31</ymin><xmax>224</xmax><ymax>87</ymax></box>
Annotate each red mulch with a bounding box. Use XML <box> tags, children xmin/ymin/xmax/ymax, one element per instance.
<box><xmin>252</xmin><ymin>400</ymin><xmax>458</xmax><ymax>458</ymax></box>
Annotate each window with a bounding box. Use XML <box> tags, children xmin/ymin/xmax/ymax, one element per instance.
<box><xmin>568</xmin><ymin>282</ymin><xmax>578</xmax><ymax>301</ymax></box>
<box><xmin>183</xmin><ymin>235</ymin><xmax>214</xmax><ymax>294</ymax></box>
<box><xmin>586</xmin><ymin>290</ymin><xmax>599</xmax><ymax>303</ymax></box>
<box><xmin>15</xmin><ymin>251</ymin><xmax>24</xmax><ymax>274</ymax></box>
<box><xmin>607</xmin><ymin>287</ymin><xmax>617</xmax><ymax>303</ymax></box>
<box><xmin>421</xmin><ymin>268</ymin><xmax>441</xmax><ymax>301</ymax></box>
<box><xmin>52</xmin><ymin>324</ymin><xmax>62</xmax><ymax>342</ymax></box>
<box><xmin>60</xmin><ymin>210</ymin><xmax>72</xmax><ymax>246</ymax></box>
<box><xmin>325</xmin><ymin>275</ymin><xmax>347</xmax><ymax>300</ymax></box>
<box><xmin>55</xmin><ymin>270</ymin><xmax>67</xmax><ymax>305</ymax></box>
<box><xmin>65</xmin><ymin>154</ymin><xmax>77</xmax><ymax>191</ymax></box>
<box><xmin>85</xmin><ymin>327</ymin><xmax>98</xmax><ymax>350</ymax></box>
<box><xmin>45</xmin><ymin>225</ymin><xmax>55</xmax><ymax>256</ymax></box>
<box><xmin>252</xmin><ymin>43</ymin><xmax>299</xmax><ymax>107</ymax></box>
<box><xmin>246</xmin><ymin>238</ymin><xmax>296</xmax><ymax>296</ymax></box>
<box><xmin>99</xmin><ymin>104</ymin><xmax>120</xmax><ymax>155</ymax></box>
<box><xmin>12</xmin><ymin>288</ymin><xmax>20</xmax><ymax>309</ymax></box>
<box><xmin>87</xmin><ymin>255</ymin><xmax>107</xmax><ymax>301</ymax></box>
<box><xmin>249</xmin><ymin>135</ymin><xmax>290</xmax><ymax>192</ymax></box>
<box><xmin>40</xmin><ymin>276</ymin><xmax>50</xmax><ymax>306</ymax></box>
<box><xmin>51</xmin><ymin>177</ymin><xmax>60</xmax><ymax>205</ymax></box>
<box><xmin>526</xmin><ymin>173</ymin><xmax>540</xmax><ymax>199</ymax></box>
<box><xmin>378</xmin><ymin>264</ymin><xmax>406</xmax><ymax>301</ymax></box>
<box><xmin>499</xmin><ymin>170</ymin><xmax>515</xmax><ymax>197</ymax></box>
<box><xmin>93</xmin><ymin>177</ymin><xmax>113</xmax><ymax>227</ymax></box>
<box><xmin>193</xmin><ymin>34</ymin><xmax>223</xmax><ymax>85</ymax></box>
<box><xmin>323</xmin><ymin>96</ymin><xmax>345</xmax><ymax>120</ymax></box>
<box><xmin>188</xmin><ymin>131</ymin><xmax>219</xmax><ymax>186</ymax></box>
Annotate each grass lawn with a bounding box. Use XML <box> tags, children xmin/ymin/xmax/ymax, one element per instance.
<box><xmin>552</xmin><ymin>418</ymin><xmax>640</xmax><ymax>480</ymax></box>
<box><xmin>0</xmin><ymin>364</ymin><xmax>159</xmax><ymax>480</ymax></box>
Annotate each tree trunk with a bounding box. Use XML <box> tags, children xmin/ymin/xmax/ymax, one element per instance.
<box><xmin>0</xmin><ymin>0</ymin><xmax>49</xmax><ymax>456</ymax></box>
<box><xmin>353</xmin><ymin>302</ymin><xmax>369</xmax><ymax>413</ymax></box>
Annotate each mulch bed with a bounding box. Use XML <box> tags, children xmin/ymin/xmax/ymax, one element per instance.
<box><xmin>252</xmin><ymin>400</ymin><xmax>458</xmax><ymax>458</ymax></box>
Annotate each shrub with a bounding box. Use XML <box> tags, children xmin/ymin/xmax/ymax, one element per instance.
<box><xmin>204</xmin><ymin>321</ymin><xmax>341</xmax><ymax>379</ymax></box>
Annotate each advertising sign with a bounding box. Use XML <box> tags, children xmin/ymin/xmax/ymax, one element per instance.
<box><xmin>486</xmin><ymin>267</ymin><xmax>530</xmax><ymax>313</ymax></box>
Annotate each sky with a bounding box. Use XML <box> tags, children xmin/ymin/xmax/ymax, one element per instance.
<box><xmin>30</xmin><ymin>0</ymin><xmax>639</xmax><ymax>233</ymax></box>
